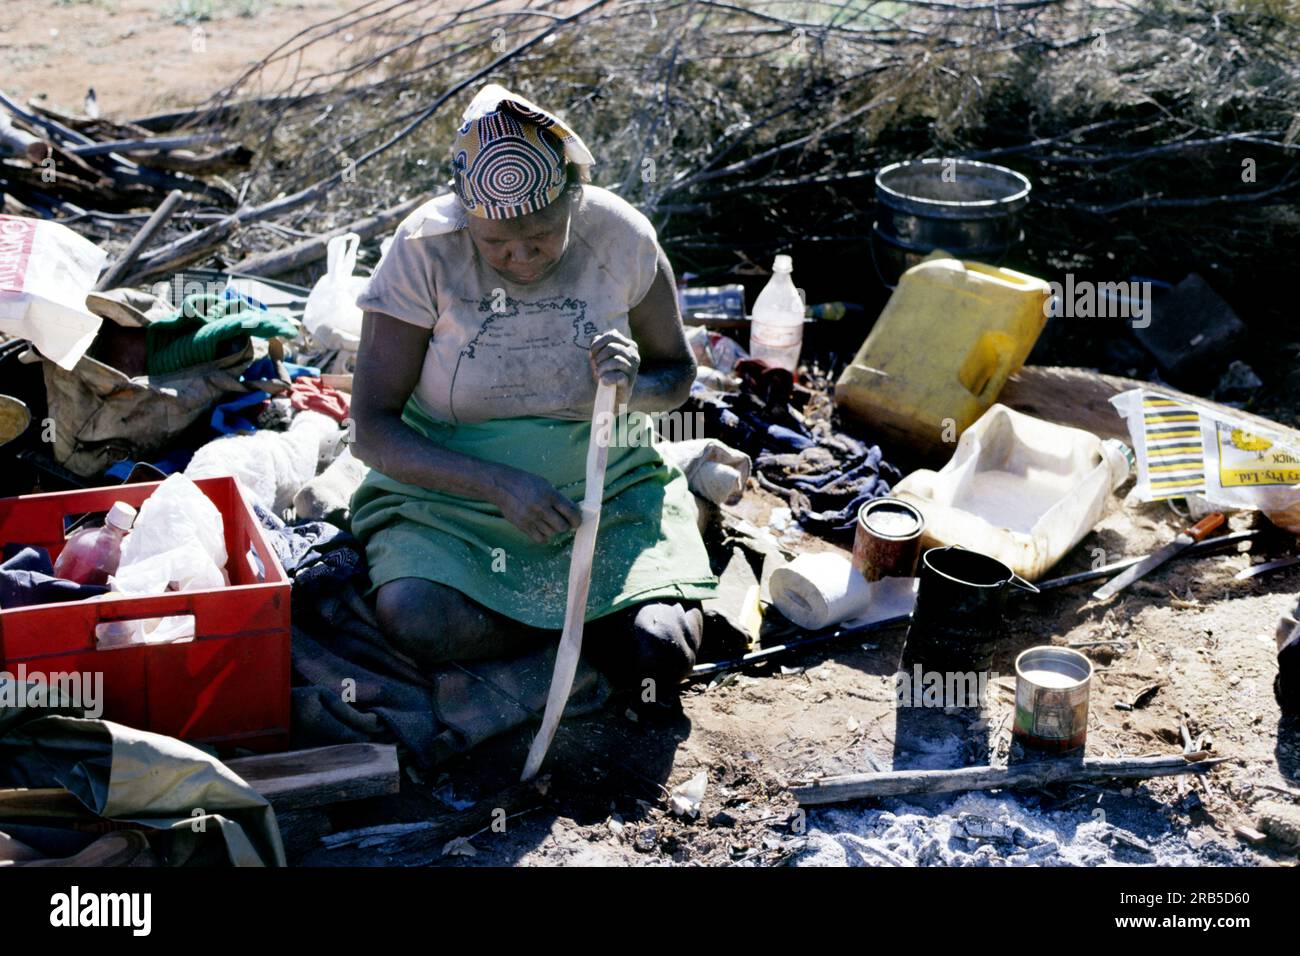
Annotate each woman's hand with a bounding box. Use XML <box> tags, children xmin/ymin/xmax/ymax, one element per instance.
<box><xmin>490</xmin><ymin>466</ymin><xmax>583</xmax><ymax>544</ymax></box>
<box><xmin>589</xmin><ymin>329</ymin><xmax>640</xmax><ymax>406</ymax></box>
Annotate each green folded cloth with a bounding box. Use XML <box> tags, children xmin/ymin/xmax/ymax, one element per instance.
<box><xmin>146</xmin><ymin>293</ymin><xmax>299</xmax><ymax>376</ymax></box>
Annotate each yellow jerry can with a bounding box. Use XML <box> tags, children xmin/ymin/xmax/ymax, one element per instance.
<box><xmin>835</xmin><ymin>254</ymin><xmax>1051</xmax><ymax>460</ymax></box>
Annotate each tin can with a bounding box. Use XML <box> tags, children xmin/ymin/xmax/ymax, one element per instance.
<box><xmin>852</xmin><ymin>497</ymin><xmax>924</xmax><ymax>582</ymax></box>
<box><xmin>1013</xmin><ymin>646</ymin><xmax>1093</xmax><ymax>753</ymax></box>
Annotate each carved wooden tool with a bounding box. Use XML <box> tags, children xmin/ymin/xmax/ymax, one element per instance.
<box><xmin>521</xmin><ymin>380</ymin><xmax>618</xmax><ymax>781</ymax></box>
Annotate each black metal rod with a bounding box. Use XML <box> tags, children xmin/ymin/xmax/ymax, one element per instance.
<box><xmin>688</xmin><ymin>529</ymin><xmax>1262</xmax><ymax>680</ymax></box>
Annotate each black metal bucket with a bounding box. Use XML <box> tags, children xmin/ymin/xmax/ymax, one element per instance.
<box><xmin>905</xmin><ymin>545</ymin><xmax>1039</xmax><ymax>673</ymax></box>
<box><xmin>872</xmin><ymin>158</ymin><xmax>1032</xmax><ymax>287</ymax></box>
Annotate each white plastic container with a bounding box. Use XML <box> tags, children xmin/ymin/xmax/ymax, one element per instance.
<box><xmin>749</xmin><ymin>255</ymin><xmax>804</xmax><ymax>372</ymax></box>
<box><xmin>893</xmin><ymin>404</ymin><xmax>1132</xmax><ymax>580</ymax></box>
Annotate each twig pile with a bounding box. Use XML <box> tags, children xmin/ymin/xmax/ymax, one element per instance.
<box><xmin>2</xmin><ymin>1</ymin><xmax>1297</xmax><ymax>314</ymax></box>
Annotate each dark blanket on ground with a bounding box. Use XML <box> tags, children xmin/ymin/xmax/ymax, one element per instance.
<box><xmin>255</xmin><ymin>506</ymin><xmax>607</xmax><ymax>769</ymax></box>
<box><xmin>689</xmin><ymin>364</ymin><xmax>901</xmax><ymax>538</ymax></box>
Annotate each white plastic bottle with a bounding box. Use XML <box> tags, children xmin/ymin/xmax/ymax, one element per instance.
<box><xmin>749</xmin><ymin>255</ymin><xmax>804</xmax><ymax>372</ymax></box>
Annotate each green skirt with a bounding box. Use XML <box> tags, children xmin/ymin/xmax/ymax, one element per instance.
<box><xmin>350</xmin><ymin>398</ymin><xmax>718</xmax><ymax>629</ymax></box>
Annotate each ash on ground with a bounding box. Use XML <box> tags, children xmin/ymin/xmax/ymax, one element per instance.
<box><xmin>795</xmin><ymin>791</ymin><xmax>1258</xmax><ymax>867</ymax></box>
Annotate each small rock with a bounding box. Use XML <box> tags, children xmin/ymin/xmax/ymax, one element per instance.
<box><xmin>1107</xmin><ymin>828</ymin><xmax>1153</xmax><ymax>854</ymax></box>
<box><xmin>634</xmin><ymin>827</ymin><xmax>658</xmax><ymax>853</ymax></box>
<box><xmin>916</xmin><ymin>836</ymin><xmax>944</xmax><ymax>866</ymax></box>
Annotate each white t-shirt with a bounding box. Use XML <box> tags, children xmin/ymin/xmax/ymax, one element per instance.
<box><xmin>356</xmin><ymin>185</ymin><xmax>660</xmax><ymax>424</ymax></box>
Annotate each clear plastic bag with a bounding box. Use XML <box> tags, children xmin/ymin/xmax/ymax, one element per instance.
<box><xmin>111</xmin><ymin>543</ymin><xmax>226</xmax><ymax>595</ymax></box>
<box><xmin>303</xmin><ymin>233</ymin><xmax>367</xmax><ymax>352</ymax></box>
<box><xmin>119</xmin><ymin>474</ymin><xmax>227</xmax><ymax>574</ymax></box>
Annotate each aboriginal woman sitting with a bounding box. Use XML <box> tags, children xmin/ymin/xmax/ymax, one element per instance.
<box><xmin>349</xmin><ymin>84</ymin><xmax>718</xmax><ymax>697</ymax></box>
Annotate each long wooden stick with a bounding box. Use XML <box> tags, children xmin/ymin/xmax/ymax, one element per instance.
<box><xmin>792</xmin><ymin>753</ymin><xmax>1228</xmax><ymax>805</ymax></box>
<box><xmin>68</xmin><ymin>133</ymin><xmax>225</xmax><ymax>157</ymax></box>
<box><xmin>521</xmin><ymin>380</ymin><xmax>619</xmax><ymax>781</ymax></box>
<box><xmin>94</xmin><ymin>189</ymin><xmax>184</xmax><ymax>291</ymax></box>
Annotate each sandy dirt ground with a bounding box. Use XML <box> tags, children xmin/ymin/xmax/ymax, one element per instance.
<box><xmin>302</xmin><ymin>485</ymin><xmax>1300</xmax><ymax>868</ymax></box>
<box><xmin>1</xmin><ymin>0</ymin><xmax>359</xmax><ymax>117</ymax></box>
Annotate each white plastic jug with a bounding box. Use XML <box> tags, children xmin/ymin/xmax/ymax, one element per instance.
<box><xmin>893</xmin><ymin>405</ymin><xmax>1132</xmax><ymax>580</ymax></box>
<box><xmin>303</xmin><ymin>232</ymin><xmax>367</xmax><ymax>352</ymax></box>
<box><xmin>749</xmin><ymin>255</ymin><xmax>804</xmax><ymax>372</ymax></box>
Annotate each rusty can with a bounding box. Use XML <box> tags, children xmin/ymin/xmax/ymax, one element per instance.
<box><xmin>853</xmin><ymin>497</ymin><xmax>925</xmax><ymax>582</ymax></box>
<box><xmin>1013</xmin><ymin>646</ymin><xmax>1093</xmax><ymax>753</ymax></box>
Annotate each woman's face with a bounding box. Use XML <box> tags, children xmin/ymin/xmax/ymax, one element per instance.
<box><xmin>466</xmin><ymin>195</ymin><xmax>574</xmax><ymax>286</ymax></box>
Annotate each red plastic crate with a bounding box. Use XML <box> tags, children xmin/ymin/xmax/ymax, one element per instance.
<box><xmin>0</xmin><ymin>476</ymin><xmax>291</xmax><ymax>752</ymax></box>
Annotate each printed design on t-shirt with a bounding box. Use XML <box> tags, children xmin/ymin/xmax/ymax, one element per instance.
<box><xmin>448</xmin><ymin>292</ymin><xmax>597</xmax><ymax>422</ymax></box>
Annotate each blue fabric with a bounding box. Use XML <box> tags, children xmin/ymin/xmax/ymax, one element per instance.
<box><xmin>0</xmin><ymin>545</ymin><xmax>108</xmax><ymax>609</ymax></box>
<box><xmin>211</xmin><ymin>389</ymin><xmax>270</xmax><ymax>435</ymax></box>
<box><xmin>241</xmin><ymin>357</ymin><xmax>320</xmax><ymax>382</ymax></box>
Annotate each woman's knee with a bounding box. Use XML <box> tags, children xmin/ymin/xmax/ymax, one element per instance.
<box><xmin>376</xmin><ymin>578</ymin><xmax>547</xmax><ymax>664</ymax></box>
<box><xmin>632</xmin><ymin>602</ymin><xmax>704</xmax><ymax>663</ymax></box>
<box><xmin>376</xmin><ymin>578</ymin><xmax>482</xmax><ymax>662</ymax></box>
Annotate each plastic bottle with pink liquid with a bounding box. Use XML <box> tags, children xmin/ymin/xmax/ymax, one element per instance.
<box><xmin>53</xmin><ymin>502</ymin><xmax>137</xmax><ymax>586</ymax></box>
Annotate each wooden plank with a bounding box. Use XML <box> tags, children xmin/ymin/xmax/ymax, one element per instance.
<box><xmin>521</xmin><ymin>381</ymin><xmax>618</xmax><ymax>781</ymax></box>
<box><xmin>225</xmin><ymin>742</ymin><xmax>400</xmax><ymax>812</ymax></box>
<box><xmin>792</xmin><ymin>752</ymin><xmax>1227</xmax><ymax>805</ymax></box>
<box><xmin>1001</xmin><ymin>365</ymin><xmax>1300</xmax><ymax>445</ymax></box>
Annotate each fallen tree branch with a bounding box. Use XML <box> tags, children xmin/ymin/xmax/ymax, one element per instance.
<box><xmin>95</xmin><ymin>189</ymin><xmax>185</xmax><ymax>291</ymax></box>
<box><xmin>68</xmin><ymin>132</ymin><xmax>227</xmax><ymax>158</ymax></box>
<box><xmin>225</xmin><ymin>193</ymin><xmax>427</xmax><ymax>277</ymax></box>
<box><xmin>792</xmin><ymin>753</ymin><xmax>1229</xmax><ymax>805</ymax></box>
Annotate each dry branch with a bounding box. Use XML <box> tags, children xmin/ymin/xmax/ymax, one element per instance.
<box><xmin>226</xmin><ymin>194</ymin><xmax>428</xmax><ymax>277</ymax></box>
<box><xmin>793</xmin><ymin>753</ymin><xmax>1229</xmax><ymax>805</ymax></box>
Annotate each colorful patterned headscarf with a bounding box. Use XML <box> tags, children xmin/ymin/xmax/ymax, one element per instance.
<box><xmin>450</xmin><ymin>83</ymin><xmax>595</xmax><ymax>220</ymax></box>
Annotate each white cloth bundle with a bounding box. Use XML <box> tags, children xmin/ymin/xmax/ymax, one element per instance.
<box><xmin>186</xmin><ymin>410</ymin><xmax>341</xmax><ymax>514</ymax></box>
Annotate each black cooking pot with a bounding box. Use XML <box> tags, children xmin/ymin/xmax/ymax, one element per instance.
<box><xmin>904</xmin><ymin>545</ymin><xmax>1039</xmax><ymax>673</ymax></box>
